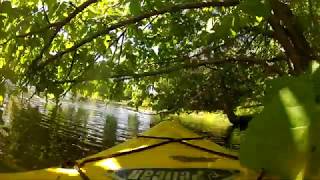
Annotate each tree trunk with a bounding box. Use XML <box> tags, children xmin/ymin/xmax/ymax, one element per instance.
<box><xmin>223</xmin><ymin>101</ymin><xmax>238</xmax><ymax>125</ymax></box>
<box><xmin>268</xmin><ymin>0</ymin><xmax>314</xmax><ymax>74</ymax></box>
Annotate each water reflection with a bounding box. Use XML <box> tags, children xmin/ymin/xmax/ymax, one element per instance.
<box><xmin>0</xmin><ymin>111</ymin><xmax>3</xmax><ymax>124</ymax></box>
<box><xmin>102</xmin><ymin>115</ymin><xmax>117</xmax><ymax>147</ymax></box>
<box><xmin>127</xmin><ymin>114</ymin><xmax>140</xmax><ymax>137</ymax></box>
<box><xmin>9</xmin><ymin>103</ymin><xmax>54</xmax><ymax>169</ymax></box>
<box><xmin>0</xmin><ymin>97</ymin><xmax>152</xmax><ymax>172</ymax></box>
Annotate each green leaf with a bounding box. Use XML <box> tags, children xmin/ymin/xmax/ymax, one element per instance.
<box><xmin>0</xmin><ymin>1</ymin><xmax>11</xmax><ymax>12</ymax></box>
<box><xmin>310</xmin><ymin>61</ymin><xmax>320</xmax><ymax>104</ymax></box>
<box><xmin>263</xmin><ymin>76</ymin><xmax>314</xmax><ymax>105</ymax></box>
<box><xmin>206</xmin><ymin>17</ymin><xmax>215</xmax><ymax>32</ymax></box>
<box><xmin>0</xmin><ymin>58</ymin><xmax>5</xmax><ymax>68</ymax></box>
<box><xmin>240</xmin><ymin>75</ymin><xmax>320</xmax><ymax>178</ymax></box>
<box><xmin>239</xmin><ymin>0</ymin><xmax>271</xmax><ymax>17</ymax></box>
<box><xmin>0</xmin><ymin>1</ymin><xmax>15</xmax><ymax>16</ymax></box>
<box><xmin>103</xmin><ymin>35</ymin><xmax>111</xmax><ymax>48</ymax></box>
<box><xmin>44</xmin><ymin>0</ymin><xmax>58</xmax><ymax>17</ymax></box>
<box><xmin>256</xmin><ymin>16</ymin><xmax>263</xmax><ymax>23</ymax></box>
<box><xmin>230</xmin><ymin>29</ymin><xmax>237</xmax><ymax>37</ymax></box>
<box><xmin>214</xmin><ymin>15</ymin><xmax>237</xmax><ymax>38</ymax></box>
<box><xmin>129</xmin><ymin>0</ymin><xmax>141</xmax><ymax>16</ymax></box>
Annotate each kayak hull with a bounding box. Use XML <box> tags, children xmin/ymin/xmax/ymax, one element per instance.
<box><xmin>0</xmin><ymin>121</ymin><xmax>257</xmax><ymax>179</ymax></box>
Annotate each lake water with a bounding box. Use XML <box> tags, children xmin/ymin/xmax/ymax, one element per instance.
<box><xmin>0</xmin><ymin>96</ymin><xmax>240</xmax><ymax>172</ymax></box>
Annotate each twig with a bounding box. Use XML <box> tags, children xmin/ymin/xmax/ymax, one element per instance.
<box><xmin>109</xmin><ymin>28</ymin><xmax>127</xmax><ymax>48</ymax></box>
<box><xmin>111</xmin><ymin>42</ymin><xmax>118</xmax><ymax>62</ymax></box>
<box><xmin>142</xmin><ymin>15</ymin><xmax>159</xmax><ymax>31</ymax></box>
<box><xmin>30</xmin><ymin>29</ymin><xmax>59</xmax><ymax>69</ymax></box>
<box><xmin>190</xmin><ymin>32</ymin><xmax>246</xmax><ymax>59</ymax></box>
<box><xmin>109</xmin><ymin>28</ymin><xmax>127</xmax><ymax>64</ymax></box>
<box><xmin>117</xmin><ymin>31</ymin><xmax>126</xmax><ymax>64</ymax></box>
<box><xmin>27</xmin><ymin>91</ymin><xmax>37</xmax><ymax>101</ymax></box>
<box><xmin>237</xmin><ymin>33</ymin><xmax>259</xmax><ymax>55</ymax></box>
<box><xmin>0</xmin><ymin>39</ymin><xmax>12</xmax><ymax>46</ymax></box>
<box><xmin>42</xmin><ymin>0</ymin><xmax>51</xmax><ymax>25</ymax></box>
<box><xmin>66</xmin><ymin>50</ymin><xmax>78</xmax><ymax>77</ymax></box>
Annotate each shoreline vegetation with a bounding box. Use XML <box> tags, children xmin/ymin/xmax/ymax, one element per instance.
<box><xmin>108</xmin><ymin>100</ymin><xmax>260</xmax><ymax>132</ymax></box>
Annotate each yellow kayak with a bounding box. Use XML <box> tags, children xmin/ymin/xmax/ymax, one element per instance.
<box><xmin>0</xmin><ymin>121</ymin><xmax>258</xmax><ymax>179</ymax></box>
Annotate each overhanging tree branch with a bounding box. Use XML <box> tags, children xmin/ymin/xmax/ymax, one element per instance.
<box><xmin>268</xmin><ymin>0</ymin><xmax>314</xmax><ymax>73</ymax></box>
<box><xmin>55</xmin><ymin>56</ymin><xmax>285</xmax><ymax>84</ymax></box>
<box><xmin>17</xmin><ymin>0</ymin><xmax>98</xmax><ymax>38</ymax></box>
<box><xmin>37</xmin><ymin>0</ymin><xmax>240</xmax><ymax>69</ymax></box>
<box><xmin>110</xmin><ymin>56</ymin><xmax>285</xmax><ymax>80</ymax></box>
<box><xmin>27</xmin><ymin>0</ymin><xmax>98</xmax><ymax>73</ymax></box>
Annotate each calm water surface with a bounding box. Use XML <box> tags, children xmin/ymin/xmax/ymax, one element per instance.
<box><xmin>0</xmin><ymin>96</ymin><xmax>240</xmax><ymax>172</ymax></box>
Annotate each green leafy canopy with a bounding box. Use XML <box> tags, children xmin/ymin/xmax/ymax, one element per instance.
<box><xmin>0</xmin><ymin>0</ymin><xmax>319</xmax><ymax>138</ymax></box>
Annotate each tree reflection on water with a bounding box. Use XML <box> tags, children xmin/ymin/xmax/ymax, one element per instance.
<box><xmin>0</xmin><ymin>98</ymin><xmax>151</xmax><ymax>172</ymax></box>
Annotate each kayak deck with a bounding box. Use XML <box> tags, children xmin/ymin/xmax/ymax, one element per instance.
<box><xmin>0</xmin><ymin>120</ymin><xmax>258</xmax><ymax>179</ymax></box>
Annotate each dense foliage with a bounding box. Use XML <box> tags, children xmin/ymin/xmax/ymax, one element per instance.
<box><xmin>0</xmin><ymin>0</ymin><xmax>319</xmax><ymax>123</ymax></box>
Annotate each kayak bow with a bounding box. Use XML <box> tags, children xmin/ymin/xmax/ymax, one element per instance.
<box><xmin>0</xmin><ymin>120</ymin><xmax>257</xmax><ymax>179</ymax></box>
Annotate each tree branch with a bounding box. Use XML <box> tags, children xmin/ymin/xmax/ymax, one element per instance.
<box><xmin>114</xmin><ymin>56</ymin><xmax>285</xmax><ymax>79</ymax></box>
<box><xmin>268</xmin><ymin>15</ymin><xmax>304</xmax><ymax>74</ymax></box>
<box><xmin>109</xmin><ymin>28</ymin><xmax>127</xmax><ymax>47</ymax></box>
<box><xmin>117</xmin><ymin>31</ymin><xmax>126</xmax><ymax>64</ymax></box>
<box><xmin>270</xmin><ymin>0</ymin><xmax>313</xmax><ymax>58</ymax></box>
<box><xmin>42</xmin><ymin>0</ymin><xmax>51</xmax><ymax>24</ymax></box>
<box><xmin>56</xmin><ymin>56</ymin><xmax>285</xmax><ymax>84</ymax></box>
<box><xmin>27</xmin><ymin>0</ymin><xmax>98</xmax><ymax>73</ymax></box>
<box><xmin>269</xmin><ymin>0</ymin><xmax>313</xmax><ymax>73</ymax></box>
<box><xmin>37</xmin><ymin>0</ymin><xmax>240</xmax><ymax>69</ymax></box>
<box><xmin>66</xmin><ymin>50</ymin><xmax>78</xmax><ymax>77</ymax></box>
<box><xmin>142</xmin><ymin>15</ymin><xmax>159</xmax><ymax>31</ymax></box>
<box><xmin>17</xmin><ymin>0</ymin><xmax>98</xmax><ymax>38</ymax></box>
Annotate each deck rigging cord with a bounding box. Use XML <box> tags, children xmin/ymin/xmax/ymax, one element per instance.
<box><xmin>63</xmin><ymin>135</ymin><xmax>240</xmax><ymax>180</ymax></box>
